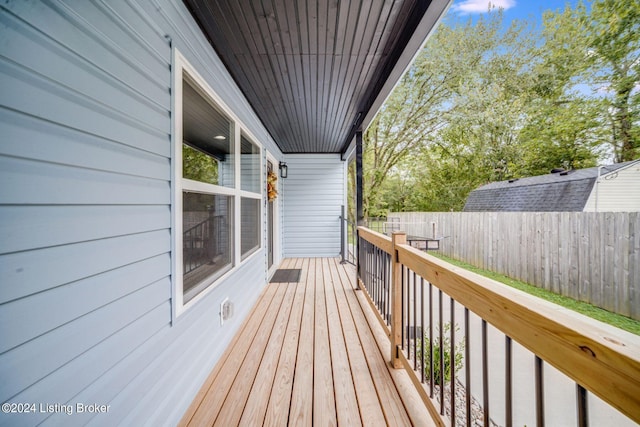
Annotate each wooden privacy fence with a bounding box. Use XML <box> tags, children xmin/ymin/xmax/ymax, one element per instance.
<box><xmin>388</xmin><ymin>212</ymin><xmax>640</xmax><ymax>320</ymax></box>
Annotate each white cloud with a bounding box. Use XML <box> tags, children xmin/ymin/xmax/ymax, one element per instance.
<box><xmin>451</xmin><ymin>0</ymin><xmax>516</xmax><ymax>14</ymax></box>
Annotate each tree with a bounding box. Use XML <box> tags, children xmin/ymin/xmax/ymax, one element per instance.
<box><xmin>363</xmin><ymin>10</ymin><xmax>526</xmax><ymax>216</ymax></box>
<box><xmin>401</xmin><ymin>13</ymin><xmax>541</xmax><ymax>211</ymax></box>
<box><xmin>519</xmin><ymin>2</ymin><xmax>601</xmax><ymax>174</ymax></box>
<box><xmin>542</xmin><ymin>0</ymin><xmax>640</xmax><ymax>162</ymax></box>
<box><xmin>587</xmin><ymin>0</ymin><xmax>640</xmax><ymax>161</ymax></box>
<box><xmin>364</xmin><ymin>0</ymin><xmax>638</xmax><ymax>215</ymax></box>
<box><xmin>520</xmin><ymin>98</ymin><xmax>601</xmax><ymax>175</ymax></box>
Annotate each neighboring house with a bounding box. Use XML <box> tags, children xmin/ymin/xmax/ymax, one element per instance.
<box><xmin>0</xmin><ymin>1</ymin><xmax>451</xmax><ymax>426</ymax></box>
<box><xmin>463</xmin><ymin>159</ymin><xmax>640</xmax><ymax>212</ymax></box>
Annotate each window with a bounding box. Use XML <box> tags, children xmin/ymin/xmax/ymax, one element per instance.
<box><xmin>173</xmin><ymin>50</ymin><xmax>262</xmax><ymax>315</ymax></box>
<box><xmin>241</xmin><ymin>197</ymin><xmax>260</xmax><ymax>259</ymax></box>
<box><xmin>240</xmin><ymin>133</ymin><xmax>261</xmax><ymax>259</ymax></box>
<box><xmin>241</xmin><ymin>133</ymin><xmax>261</xmax><ymax>193</ymax></box>
<box><xmin>183</xmin><ymin>193</ymin><xmax>233</xmax><ymax>302</ymax></box>
<box><xmin>182</xmin><ymin>77</ymin><xmax>235</xmax><ymax>188</ymax></box>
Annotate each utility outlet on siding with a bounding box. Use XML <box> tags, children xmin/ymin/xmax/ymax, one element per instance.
<box><xmin>220</xmin><ymin>298</ymin><xmax>234</xmax><ymax>325</ymax></box>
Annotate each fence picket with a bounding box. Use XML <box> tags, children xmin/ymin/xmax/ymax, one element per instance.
<box><xmin>389</xmin><ymin>212</ymin><xmax>640</xmax><ymax>320</ymax></box>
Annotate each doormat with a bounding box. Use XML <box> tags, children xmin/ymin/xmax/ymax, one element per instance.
<box><xmin>270</xmin><ymin>269</ymin><xmax>302</xmax><ymax>283</ymax></box>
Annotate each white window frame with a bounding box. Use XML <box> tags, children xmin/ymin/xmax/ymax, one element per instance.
<box><xmin>171</xmin><ymin>48</ymin><xmax>263</xmax><ymax>319</ymax></box>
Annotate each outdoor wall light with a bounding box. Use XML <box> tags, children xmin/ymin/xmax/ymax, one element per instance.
<box><xmin>279</xmin><ymin>161</ymin><xmax>288</xmax><ymax>178</ymax></box>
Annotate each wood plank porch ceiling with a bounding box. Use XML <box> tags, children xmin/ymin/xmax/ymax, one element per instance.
<box><xmin>183</xmin><ymin>0</ymin><xmax>449</xmax><ymax>154</ymax></box>
<box><xmin>179</xmin><ymin>258</ymin><xmax>435</xmax><ymax>426</ymax></box>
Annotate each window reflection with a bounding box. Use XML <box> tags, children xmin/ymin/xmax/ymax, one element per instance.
<box><xmin>183</xmin><ymin>192</ymin><xmax>234</xmax><ymax>302</ymax></box>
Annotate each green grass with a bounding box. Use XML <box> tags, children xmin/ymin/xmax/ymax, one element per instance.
<box><xmin>430</xmin><ymin>252</ymin><xmax>640</xmax><ymax>336</ymax></box>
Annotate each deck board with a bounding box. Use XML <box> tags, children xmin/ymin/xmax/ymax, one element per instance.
<box><xmin>324</xmin><ymin>257</ymin><xmax>362</xmax><ymax>426</ymax></box>
<box><xmin>331</xmin><ymin>258</ymin><xmax>388</xmax><ymax>427</ymax></box>
<box><xmin>262</xmin><ymin>261</ymin><xmax>306</xmax><ymax>425</ymax></box>
<box><xmin>238</xmin><ymin>279</ymin><xmax>296</xmax><ymax>425</ymax></box>
<box><xmin>289</xmin><ymin>258</ymin><xmax>315</xmax><ymax>426</ymax></box>
<box><xmin>178</xmin><ymin>282</ymin><xmax>281</xmax><ymax>427</ymax></box>
<box><xmin>344</xmin><ymin>270</ymin><xmax>412</xmax><ymax>426</ymax></box>
<box><xmin>180</xmin><ymin>258</ymin><xmax>437</xmax><ymax>426</ymax></box>
<box><xmin>313</xmin><ymin>258</ymin><xmax>337</xmax><ymax>426</ymax></box>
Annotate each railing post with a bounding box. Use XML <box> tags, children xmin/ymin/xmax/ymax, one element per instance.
<box><xmin>340</xmin><ymin>205</ymin><xmax>346</xmax><ymax>264</ymax></box>
<box><xmin>391</xmin><ymin>232</ymin><xmax>406</xmax><ymax>368</ymax></box>
<box><xmin>356</xmin><ymin>227</ymin><xmax>362</xmax><ymax>290</ymax></box>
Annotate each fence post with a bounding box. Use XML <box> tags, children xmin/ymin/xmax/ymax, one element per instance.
<box><xmin>391</xmin><ymin>232</ymin><xmax>407</xmax><ymax>368</ymax></box>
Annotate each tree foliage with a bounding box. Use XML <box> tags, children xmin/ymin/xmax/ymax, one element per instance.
<box><xmin>361</xmin><ymin>0</ymin><xmax>639</xmax><ymax>215</ymax></box>
<box><xmin>586</xmin><ymin>0</ymin><xmax>640</xmax><ymax>161</ymax></box>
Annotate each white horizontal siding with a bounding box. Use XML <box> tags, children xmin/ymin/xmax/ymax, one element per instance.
<box><xmin>0</xmin><ymin>0</ymin><xmax>282</xmax><ymax>426</ymax></box>
<box><xmin>283</xmin><ymin>154</ymin><xmax>345</xmax><ymax>257</ymax></box>
<box><xmin>584</xmin><ymin>163</ymin><xmax>640</xmax><ymax>212</ymax></box>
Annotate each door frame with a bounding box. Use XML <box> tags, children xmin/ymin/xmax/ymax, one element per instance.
<box><xmin>266</xmin><ymin>152</ymin><xmax>281</xmax><ymax>277</ymax></box>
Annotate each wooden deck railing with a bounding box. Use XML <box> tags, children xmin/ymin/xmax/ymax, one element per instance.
<box><xmin>357</xmin><ymin>226</ymin><xmax>640</xmax><ymax>427</ymax></box>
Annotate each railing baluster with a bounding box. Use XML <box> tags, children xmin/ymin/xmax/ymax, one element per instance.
<box><xmin>371</xmin><ymin>245</ymin><xmax>376</xmax><ymax>305</ymax></box>
<box><xmin>536</xmin><ymin>356</ymin><xmax>545</xmax><ymax>427</ymax></box>
<box><xmin>376</xmin><ymin>249</ymin><xmax>384</xmax><ymax>311</ymax></box>
<box><xmin>576</xmin><ymin>384</ymin><xmax>588</xmax><ymax>427</ymax></box>
<box><xmin>412</xmin><ymin>270</ymin><xmax>416</xmax><ymax>365</ymax></box>
<box><xmin>401</xmin><ymin>266</ymin><xmax>406</xmax><ymax>351</ymax></box>
<box><xmin>384</xmin><ymin>252</ymin><xmax>388</xmax><ymax>324</ymax></box>
<box><xmin>360</xmin><ymin>237</ymin><xmax>364</xmax><ymax>289</ymax></box>
<box><xmin>482</xmin><ymin>319</ymin><xmax>490</xmax><ymax>427</ymax></box>
<box><xmin>429</xmin><ymin>281</ymin><xmax>434</xmax><ymax>398</ymax></box>
<box><xmin>421</xmin><ymin>277</ymin><xmax>425</xmax><ymax>384</ymax></box>
<box><xmin>360</xmin><ymin>239</ymin><xmax>364</xmax><ymax>286</ymax></box>
<box><xmin>361</xmin><ymin>238</ymin><xmax>365</xmax><ymax>289</ymax></box>
<box><xmin>382</xmin><ymin>252</ymin><xmax>386</xmax><ymax>324</ymax></box>
<box><xmin>439</xmin><ymin>289</ymin><xmax>444</xmax><ymax>415</ymax></box>
<box><xmin>407</xmin><ymin>268</ymin><xmax>410</xmax><ymax>356</ymax></box>
<box><xmin>506</xmin><ymin>336</ymin><xmax>513</xmax><ymax>427</ymax></box>
<box><xmin>356</xmin><ymin>235</ymin><xmax>360</xmax><ymax>281</ymax></box>
<box><xmin>465</xmin><ymin>308</ymin><xmax>471</xmax><ymax>427</ymax></box>
<box><xmin>380</xmin><ymin>252</ymin><xmax>388</xmax><ymax>322</ymax></box>
<box><xmin>386</xmin><ymin>252</ymin><xmax>391</xmax><ymax>325</ymax></box>
<box><xmin>372</xmin><ymin>243</ymin><xmax>375</xmax><ymax>294</ymax></box>
<box><xmin>368</xmin><ymin>241</ymin><xmax>372</xmax><ymax>291</ymax></box>
<box><xmin>365</xmin><ymin>241</ymin><xmax>369</xmax><ymax>290</ymax></box>
<box><xmin>373</xmin><ymin>246</ymin><xmax>380</xmax><ymax>307</ymax></box>
<box><xmin>376</xmin><ymin>246</ymin><xmax>380</xmax><ymax>309</ymax></box>
<box><xmin>450</xmin><ymin>297</ymin><xmax>456</xmax><ymax>427</ymax></box>
<box><xmin>356</xmin><ymin>236</ymin><xmax>360</xmax><ymax>281</ymax></box>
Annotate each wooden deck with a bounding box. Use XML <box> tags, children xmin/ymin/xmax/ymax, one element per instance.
<box><xmin>179</xmin><ymin>257</ymin><xmax>436</xmax><ymax>426</ymax></box>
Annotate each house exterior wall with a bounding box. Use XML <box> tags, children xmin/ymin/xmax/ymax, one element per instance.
<box><xmin>283</xmin><ymin>154</ymin><xmax>345</xmax><ymax>257</ymax></box>
<box><xmin>0</xmin><ymin>1</ymin><xmax>282</xmax><ymax>425</ymax></box>
<box><xmin>583</xmin><ymin>162</ymin><xmax>640</xmax><ymax>212</ymax></box>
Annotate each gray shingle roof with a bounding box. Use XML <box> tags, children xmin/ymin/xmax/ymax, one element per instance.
<box><xmin>463</xmin><ymin>161</ymin><xmax>637</xmax><ymax>212</ymax></box>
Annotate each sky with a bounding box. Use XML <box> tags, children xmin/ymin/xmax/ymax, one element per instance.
<box><xmin>449</xmin><ymin>0</ymin><xmax>586</xmax><ymax>26</ymax></box>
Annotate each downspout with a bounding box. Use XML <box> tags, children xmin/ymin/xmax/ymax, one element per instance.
<box><xmin>594</xmin><ymin>166</ymin><xmax>603</xmax><ymax>212</ymax></box>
